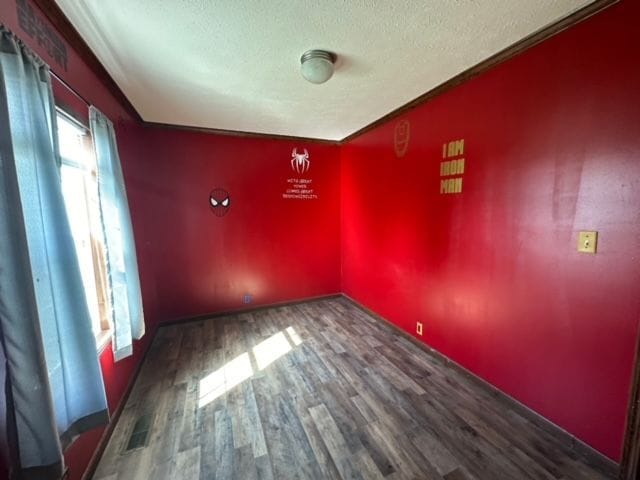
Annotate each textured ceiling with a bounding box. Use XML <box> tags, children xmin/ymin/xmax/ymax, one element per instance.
<box><xmin>55</xmin><ymin>0</ymin><xmax>594</xmax><ymax>141</ymax></box>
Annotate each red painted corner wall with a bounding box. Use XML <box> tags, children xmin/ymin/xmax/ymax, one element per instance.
<box><xmin>341</xmin><ymin>0</ymin><xmax>640</xmax><ymax>461</ymax></box>
<box><xmin>132</xmin><ymin>127</ymin><xmax>341</xmax><ymax>322</ymax></box>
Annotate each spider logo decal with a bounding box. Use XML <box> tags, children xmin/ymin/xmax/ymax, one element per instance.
<box><xmin>291</xmin><ymin>148</ymin><xmax>310</xmax><ymax>174</ymax></box>
<box><xmin>209</xmin><ymin>188</ymin><xmax>231</xmax><ymax>217</ymax></box>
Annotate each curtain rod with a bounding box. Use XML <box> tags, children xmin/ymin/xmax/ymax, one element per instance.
<box><xmin>50</xmin><ymin>70</ymin><xmax>91</xmax><ymax>108</ymax></box>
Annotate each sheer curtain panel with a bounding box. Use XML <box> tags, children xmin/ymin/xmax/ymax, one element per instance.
<box><xmin>90</xmin><ymin>107</ymin><xmax>145</xmax><ymax>361</ymax></box>
<box><xmin>0</xmin><ymin>27</ymin><xmax>108</xmax><ymax>479</ymax></box>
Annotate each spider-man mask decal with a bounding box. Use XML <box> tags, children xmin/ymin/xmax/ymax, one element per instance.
<box><xmin>209</xmin><ymin>188</ymin><xmax>231</xmax><ymax>217</ymax></box>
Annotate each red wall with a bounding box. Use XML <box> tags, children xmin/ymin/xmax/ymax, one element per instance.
<box><xmin>2</xmin><ymin>0</ymin><xmax>640</xmax><ymax>475</ymax></box>
<box><xmin>0</xmin><ymin>2</ymin><xmax>158</xmax><ymax>479</ymax></box>
<box><xmin>341</xmin><ymin>0</ymin><xmax>640</xmax><ymax>461</ymax></box>
<box><xmin>132</xmin><ymin>127</ymin><xmax>341</xmax><ymax>322</ymax></box>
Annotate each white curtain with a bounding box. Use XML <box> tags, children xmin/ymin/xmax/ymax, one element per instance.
<box><xmin>90</xmin><ymin>106</ymin><xmax>145</xmax><ymax>361</ymax></box>
<box><xmin>0</xmin><ymin>26</ymin><xmax>108</xmax><ymax>479</ymax></box>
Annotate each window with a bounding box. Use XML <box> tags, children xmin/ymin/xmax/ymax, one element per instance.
<box><xmin>56</xmin><ymin>110</ymin><xmax>112</xmax><ymax>350</ymax></box>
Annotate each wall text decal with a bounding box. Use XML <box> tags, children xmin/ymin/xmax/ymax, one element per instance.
<box><xmin>440</xmin><ymin>139</ymin><xmax>465</xmax><ymax>194</ymax></box>
<box><xmin>16</xmin><ymin>0</ymin><xmax>68</xmax><ymax>71</ymax></box>
<box><xmin>283</xmin><ymin>148</ymin><xmax>317</xmax><ymax>200</ymax></box>
<box><xmin>283</xmin><ymin>178</ymin><xmax>317</xmax><ymax>200</ymax></box>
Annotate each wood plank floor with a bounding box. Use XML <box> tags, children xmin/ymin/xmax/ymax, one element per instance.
<box><xmin>93</xmin><ymin>297</ymin><xmax>615</xmax><ymax>480</ymax></box>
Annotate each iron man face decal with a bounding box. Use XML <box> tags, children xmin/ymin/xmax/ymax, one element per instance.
<box><xmin>209</xmin><ymin>188</ymin><xmax>231</xmax><ymax>217</ymax></box>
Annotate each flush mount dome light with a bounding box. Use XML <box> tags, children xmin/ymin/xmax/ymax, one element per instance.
<box><xmin>300</xmin><ymin>49</ymin><xmax>336</xmax><ymax>84</ymax></box>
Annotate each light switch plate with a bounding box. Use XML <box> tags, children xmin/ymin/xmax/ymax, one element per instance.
<box><xmin>578</xmin><ymin>231</ymin><xmax>598</xmax><ymax>254</ymax></box>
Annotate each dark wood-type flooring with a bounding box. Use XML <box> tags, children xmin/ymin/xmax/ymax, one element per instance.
<box><xmin>93</xmin><ymin>297</ymin><xmax>615</xmax><ymax>480</ymax></box>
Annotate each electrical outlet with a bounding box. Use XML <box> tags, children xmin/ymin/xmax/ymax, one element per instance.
<box><xmin>243</xmin><ymin>294</ymin><xmax>253</xmax><ymax>304</ymax></box>
<box><xmin>416</xmin><ymin>322</ymin><xmax>423</xmax><ymax>336</ymax></box>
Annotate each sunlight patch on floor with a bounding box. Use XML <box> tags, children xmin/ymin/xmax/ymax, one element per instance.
<box><xmin>198</xmin><ymin>352</ymin><xmax>252</xmax><ymax>408</ymax></box>
<box><xmin>198</xmin><ymin>326</ymin><xmax>301</xmax><ymax>408</ymax></box>
<box><xmin>285</xmin><ymin>326</ymin><xmax>302</xmax><ymax>345</ymax></box>
<box><xmin>253</xmin><ymin>331</ymin><xmax>292</xmax><ymax>371</ymax></box>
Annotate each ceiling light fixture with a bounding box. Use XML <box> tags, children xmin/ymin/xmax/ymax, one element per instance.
<box><xmin>300</xmin><ymin>50</ymin><xmax>337</xmax><ymax>84</ymax></box>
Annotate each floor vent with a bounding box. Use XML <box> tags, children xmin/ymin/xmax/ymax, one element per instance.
<box><xmin>125</xmin><ymin>412</ymin><xmax>154</xmax><ymax>452</ymax></box>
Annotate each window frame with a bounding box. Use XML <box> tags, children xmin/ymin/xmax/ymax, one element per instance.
<box><xmin>56</xmin><ymin>107</ymin><xmax>113</xmax><ymax>353</ymax></box>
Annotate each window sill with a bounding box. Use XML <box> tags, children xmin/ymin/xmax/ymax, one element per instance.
<box><xmin>96</xmin><ymin>330</ymin><xmax>112</xmax><ymax>356</ymax></box>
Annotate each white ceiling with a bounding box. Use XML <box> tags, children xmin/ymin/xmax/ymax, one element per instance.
<box><xmin>55</xmin><ymin>0</ymin><xmax>594</xmax><ymax>141</ymax></box>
